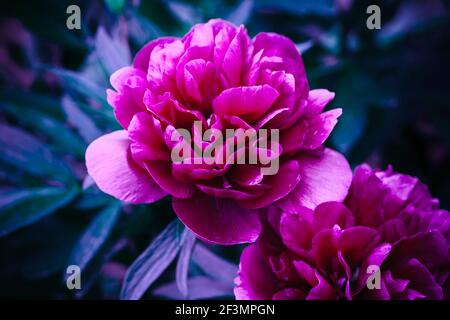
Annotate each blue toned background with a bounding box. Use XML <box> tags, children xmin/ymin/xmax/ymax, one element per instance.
<box><xmin>0</xmin><ymin>0</ymin><xmax>449</xmax><ymax>299</ymax></box>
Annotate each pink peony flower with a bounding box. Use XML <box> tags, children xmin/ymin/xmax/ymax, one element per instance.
<box><xmin>85</xmin><ymin>19</ymin><xmax>351</xmax><ymax>244</ymax></box>
<box><xmin>235</xmin><ymin>164</ymin><xmax>450</xmax><ymax>299</ymax></box>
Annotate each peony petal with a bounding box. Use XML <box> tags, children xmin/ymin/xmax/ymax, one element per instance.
<box><xmin>172</xmin><ymin>192</ymin><xmax>261</xmax><ymax>245</ymax></box>
<box><xmin>107</xmin><ymin>67</ymin><xmax>147</xmax><ymax>129</ymax></box>
<box><xmin>238</xmin><ymin>160</ymin><xmax>301</xmax><ymax>209</ymax></box>
<box><xmin>128</xmin><ymin>112</ymin><xmax>170</xmax><ymax>164</ymax></box>
<box><xmin>213</xmin><ymin>85</ymin><xmax>279</xmax><ymax>123</ymax></box>
<box><xmin>234</xmin><ymin>245</ymin><xmax>278</xmax><ymax>300</ymax></box>
<box><xmin>277</xmin><ymin>148</ymin><xmax>352</xmax><ymax>211</ymax></box>
<box><xmin>85</xmin><ymin>130</ymin><xmax>167</xmax><ymax>204</ymax></box>
<box><xmin>301</xmin><ymin>108</ymin><xmax>342</xmax><ymax>150</ymax></box>
<box><xmin>133</xmin><ymin>37</ymin><xmax>179</xmax><ymax>72</ymax></box>
<box><xmin>144</xmin><ymin>161</ymin><xmax>194</xmax><ymax>199</ymax></box>
<box><xmin>303</xmin><ymin>89</ymin><xmax>335</xmax><ymax>117</ymax></box>
<box><xmin>313</xmin><ymin>201</ymin><xmax>355</xmax><ymax>233</ymax></box>
<box><xmin>280</xmin><ymin>208</ymin><xmax>314</xmax><ymax>257</ymax></box>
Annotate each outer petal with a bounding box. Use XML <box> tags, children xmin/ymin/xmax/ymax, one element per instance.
<box><xmin>277</xmin><ymin>148</ymin><xmax>352</xmax><ymax>211</ymax></box>
<box><xmin>172</xmin><ymin>192</ymin><xmax>261</xmax><ymax>245</ymax></box>
<box><xmin>107</xmin><ymin>67</ymin><xmax>147</xmax><ymax>129</ymax></box>
<box><xmin>234</xmin><ymin>245</ymin><xmax>279</xmax><ymax>300</ymax></box>
<box><xmin>303</xmin><ymin>89</ymin><xmax>335</xmax><ymax>117</ymax></box>
<box><xmin>133</xmin><ymin>37</ymin><xmax>179</xmax><ymax>72</ymax></box>
<box><xmin>85</xmin><ymin>130</ymin><xmax>167</xmax><ymax>204</ymax></box>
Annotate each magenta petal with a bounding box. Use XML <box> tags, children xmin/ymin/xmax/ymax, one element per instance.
<box><xmin>238</xmin><ymin>160</ymin><xmax>301</xmax><ymax>209</ymax></box>
<box><xmin>172</xmin><ymin>192</ymin><xmax>261</xmax><ymax>245</ymax></box>
<box><xmin>303</xmin><ymin>89</ymin><xmax>335</xmax><ymax>117</ymax></box>
<box><xmin>85</xmin><ymin>130</ymin><xmax>167</xmax><ymax>204</ymax></box>
<box><xmin>280</xmin><ymin>209</ymin><xmax>313</xmax><ymax>256</ymax></box>
<box><xmin>128</xmin><ymin>112</ymin><xmax>170</xmax><ymax>164</ymax></box>
<box><xmin>234</xmin><ymin>245</ymin><xmax>278</xmax><ymax>300</ymax></box>
<box><xmin>133</xmin><ymin>37</ymin><xmax>179</xmax><ymax>71</ymax></box>
<box><xmin>339</xmin><ymin>226</ymin><xmax>379</xmax><ymax>267</ymax></box>
<box><xmin>107</xmin><ymin>67</ymin><xmax>147</xmax><ymax>129</ymax></box>
<box><xmin>278</xmin><ymin>148</ymin><xmax>352</xmax><ymax>210</ymax></box>
<box><xmin>301</xmin><ymin>108</ymin><xmax>342</xmax><ymax>150</ymax></box>
<box><xmin>313</xmin><ymin>201</ymin><xmax>354</xmax><ymax>233</ymax></box>
<box><xmin>144</xmin><ymin>161</ymin><xmax>194</xmax><ymax>199</ymax></box>
<box><xmin>307</xmin><ymin>272</ymin><xmax>338</xmax><ymax>300</ymax></box>
<box><xmin>213</xmin><ymin>85</ymin><xmax>279</xmax><ymax>123</ymax></box>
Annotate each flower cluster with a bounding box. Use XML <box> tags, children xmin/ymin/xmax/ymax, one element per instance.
<box><xmin>234</xmin><ymin>165</ymin><xmax>450</xmax><ymax>300</ymax></box>
<box><xmin>85</xmin><ymin>19</ymin><xmax>449</xmax><ymax>299</ymax></box>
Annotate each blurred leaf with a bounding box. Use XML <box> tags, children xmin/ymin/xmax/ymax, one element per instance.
<box><xmin>0</xmin><ymin>187</ymin><xmax>78</xmax><ymax>237</ymax></box>
<box><xmin>120</xmin><ymin>220</ymin><xmax>186</xmax><ymax>300</ymax></box>
<box><xmin>94</xmin><ymin>27</ymin><xmax>131</xmax><ymax>75</ymax></box>
<box><xmin>105</xmin><ymin>0</ymin><xmax>126</xmax><ymax>13</ymax></box>
<box><xmin>50</xmin><ymin>68</ymin><xmax>108</xmax><ymax>106</ymax></box>
<box><xmin>167</xmin><ymin>1</ymin><xmax>201</xmax><ymax>25</ymax></box>
<box><xmin>296</xmin><ymin>40</ymin><xmax>314</xmax><ymax>54</ymax></box>
<box><xmin>227</xmin><ymin>0</ymin><xmax>253</xmax><ymax>26</ymax></box>
<box><xmin>1</xmin><ymin>103</ymin><xmax>86</xmax><ymax>158</ymax></box>
<box><xmin>154</xmin><ymin>276</ymin><xmax>233</xmax><ymax>300</ymax></box>
<box><xmin>332</xmin><ymin>104</ymin><xmax>367</xmax><ymax>154</ymax></box>
<box><xmin>126</xmin><ymin>11</ymin><xmax>163</xmax><ymax>46</ymax></box>
<box><xmin>0</xmin><ymin>90</ymin><xmax>65</xmax><ymax>120</ymax></box>
<box><xmin>256</xmin><ymin>0</ymin><xmax>335</xmax><ymax>16</ymax></box>
<box><xmin>62</xmin><ymin>95</ymin><xmax>102</xmax><ymax>143</ymax></box>
<box><xmin>68</xmin><ymin>203</ymin><xmax>121</xmax><ymax>271</ymax></box>
<box><xmin>377</xmin><ymin>0</ymin><xmax>447</xmax><ymax>47</ymax></box>
<box><xmin>0</xmin><ymin>124</ymin><xmax>76</xmax><ymax>184</ymax></box>
<box><xmin>0</xmin><ymin>217</ymin><xmax>86</xmax><ymax>280</ymax></box>
<box><xmin>331</xmin><ymin>71</ymin><xmax>394</xmax><ymax>153</ymax></box>
<box><xmin>175</xmin><ymin>229</ymin><xmax>196</xmax><ymax>297</ymax></box>
<box><xmin>192</xmin><ymin>244</ymin><xmax>238</xmax><ymax>285</ymax></box>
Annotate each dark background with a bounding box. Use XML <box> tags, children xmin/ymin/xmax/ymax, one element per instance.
<box><xmin>0</xmin><ymin>0</ymin><xmax>449</xmax><ymax>299</ymax></box>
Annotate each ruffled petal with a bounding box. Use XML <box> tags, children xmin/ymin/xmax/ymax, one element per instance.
<box><xmin>85</xmin><ymin>130</ymin><xmax>167</xmax><ymax>204</ymax></box>
<box><xmin>172</xmin><ymin>192</ymin><xmax>261</xmax><ymax>245</ymax></box>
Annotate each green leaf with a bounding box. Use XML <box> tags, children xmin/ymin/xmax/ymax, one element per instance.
<box><xmin>0</xmin><ymin>187</ymin><xmax>78</xmax><ymax>237</ymax></box>
<box><xmin>120</xmin><ymin>220</ymin><xmax>187</xmax><ymax>300</ymax></box>
<box><xmin>69</xmin><ymin>203</ymin><xmax>121</xmax><ymax>271</ymax></box>
<box><xmin>0</xmin><ymin>124</ymin><xmax>76</xmax><ymax>184</ymax></box>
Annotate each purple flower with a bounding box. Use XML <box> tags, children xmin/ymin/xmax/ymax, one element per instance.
<box><xmin>235</xmin><ymin>164</ymin><xmax>450</xmax><ymax>299</ymax></box>
<box><xmin>85</xmin><ymin>19</ymin><xmax>351</xmax><ymax>244</ymax></box>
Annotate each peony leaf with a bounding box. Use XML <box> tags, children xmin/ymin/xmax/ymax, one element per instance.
<box><xmin>62</xmin><ymin>95</ymin><xmax>102</xmax><ymax>144</ymax></box>
<box><xmin>105</xmin><ymin>0</ymin><xmax>126</xmax><ymax>13</ymax></box>
<box><xmin>227</xmin><ymin>0</ymin><xmax>253</xmax><ymax>26</ymax></box>
<box><xmin>0</xmin><ymin>124</ymin><xmax>76</xmax><ymax>184</ymax></box>
<box><xmin>1</xmin><ymin>102</ymin><xmax>86</xmax><ymax>158</ymax></box>
<box><xmin>175</xmin><ymin>229</ymin><xmax>196</xmax><ymax>297</ymax></box>
<box><xmin>154</xmin><ymin>276</ymin><xmax>233</xmax><ymax>300</ymax></box>
<box><xmin>94</xmin><ymin>27</ymin><xmax>131</xmax><ymax>75</ymax></box>
<box><xmin>120</xmin><ymin>220</ymin><xmax>187</xmax><ymax>300</ymax></box>
<box><xmin>192</xmin><ymin>244</ymin><xmax>238</xmax><ymax>285</ymax></box>
<box><xmin>50</xmin><ymin>68</ymin><xmax>108</xmax><ymax>106</ymax></box>
<box><xmin>0</xmin><ymin>187</ymin><xmax>78</xmax><ymax>237</ymax></box>
<box><xmin>68</xmin><ymin>203</ymin><xmax>121</xmax><ymax>271</ymax></box>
